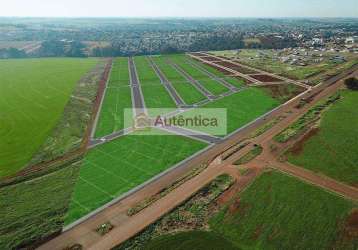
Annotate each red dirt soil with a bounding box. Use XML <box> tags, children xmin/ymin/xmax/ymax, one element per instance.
<box><xmin>251</xmin><ymin>74</ymin><xmax>284</xmax><ymax>82</ymax></box>
<box><xmin>288</xmin><ymin>128</ymin><xmax>319</xmax><ymax>156</ymax></box>
<box><xmin>199</xmin><ymin>56</ymin><xmax>222</xmax><ymax>62</ymax></box>
<box><xmin>215</xmin><ymin>61</ymin><xmax>258</xmax><ymax>74</ymax></box>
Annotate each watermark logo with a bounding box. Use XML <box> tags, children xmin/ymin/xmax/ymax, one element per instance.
<box><xmin>125</xmin><ymin>108</ymin><xmax>227</xmax><ymax>136</ymax></box>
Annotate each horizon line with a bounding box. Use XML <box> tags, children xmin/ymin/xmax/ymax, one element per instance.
<box><xmin>1</xmin><ymin>16</ymin><xmax>358</xmax><ymax>19</ymax></box>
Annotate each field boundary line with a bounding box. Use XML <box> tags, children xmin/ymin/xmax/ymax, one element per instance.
<box><xmin>90</xmin><ymin>59</ymin><xmax>114</xmax><ymax>139</ymax></box>
<box><xmin>185</xmin><ymin>58</ymin><xmax>238</xmax><ymax>92</ymax></box>
<box><xmin>63</xmin><ymin>143</ymin><xmax>214</xmax><ymax>232</ymax></box>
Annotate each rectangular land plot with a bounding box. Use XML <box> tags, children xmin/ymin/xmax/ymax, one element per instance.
<box><xmin>95</xmin><ymin>59</ymin><xmax>133</xmax><ymax>138</ymax></box>
<box><xmin>203</xmin><ymin>87</ymin><xmax>280</xmax><ymax>135</ymax></box>
<box><xmin>134</xmin><ymin>56</ymin><xmax>161</xmax><ymax>85</ymax></box>
<box><xmin>152</xmin><ymin>56</ymin><xmax>206</xmax><ymax>105</ymax></box>
<box><xmin>287</xmin><ymin>90</ymin><xmax>358</xmax><ymax>185</ymax></box>
<box><xmin>133</xmin><ymin>56</ymin><xmax>176</xmax><ymax>109</ymax></box>
<box><xmin>0</xmin><ymin>58</ymin><xmax>98</xmax><ymax>178</ymax></box>
<box><xmin>167</xmin><ymin>55</ymin><xmax>229</xmax><ymax>96</ymax></box>
<box><xmin>210</xmin><ymin>171</ymin><xmax>358</xmax><ymax>250</ymax></box>
<box><xmin>65</xmin><ymin>132</ymin><xmax>208</xmax><ymax>224</ymax></box>
<box><xmin>108</xmin><ymin>57</ymin><xmax>130</xmax><ymax>87</ymax></box>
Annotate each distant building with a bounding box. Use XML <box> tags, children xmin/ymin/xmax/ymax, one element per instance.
<box><xmin>345</xmin><ymin>36</ymin><xmax>358</xmax><ymax>44</ymax></box>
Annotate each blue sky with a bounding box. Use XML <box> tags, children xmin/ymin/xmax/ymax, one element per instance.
<box><xmin>1</xmin><ymin>0</ymin><xmax>357</xmax><ymax>17</ymax></box>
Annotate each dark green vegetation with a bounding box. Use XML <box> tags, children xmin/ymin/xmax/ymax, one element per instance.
<box><xmin>210</xmin><ymin>171</ymin><xmax>358</xmax><ymax>250</ymax></box>
<box><xmin>260</xmin><ymin>84</ymin><xmax>305</xmax><ymax>103</ymax></box>
<box><xmin>117</xmin><ymin>174</ymin><xmax>234</xmax><ymax>250</ymax></box>
<box><xmin>275</xmin><ymin>93</ymin><xmax>341</xmax><ymax>143</ymax></box>
<box><xmin>65</xmin><ymin>133</ymin><xmax>207</xmax><ymax>224</ymax></box>
<box><xmin>143</xmin><ymin>231</ymin><xmax>238</xmax><ymax>250</ymax></box>
<box><xmin>345</xmin><ymin>77</ymin><xmax>358</xmax><ymax>90</ymax></box>
<box><xmin>234</xmin><ymin>144</ymin><xmax>263</xmax><ymax>165</ymax></box>
<box><xmin>0</xmin><ymin>58</ymin><xmax>98</xmax><ymax>178</ymax></box>
<box><xmin>287</xmin><ymin>90</ymin><xmax>358</xmax><ymax>185</ymax></box>
<box><xmin>94</xmin><ymin>58</ymin><xmax>132</xmax><ymax>138</ymax></box>
<box><xmin>0</xmin><ymin>162</ymin><xmax>81</xmax><ymax>249</ymax></box>
<box><xmin>204</xmin><ymin>88</ymin><xmax>280</xmax><ymax>135</ymax></box>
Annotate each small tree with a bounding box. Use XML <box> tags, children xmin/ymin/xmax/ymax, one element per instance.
<box><xmin>345</xmin><ymin>77</ymin><xmax>358</xmax><ymax>90</ymax></box>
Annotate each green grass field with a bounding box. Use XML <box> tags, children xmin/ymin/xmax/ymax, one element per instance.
<box><xmin>94</xmin><ymin>85</ymin><xmax>132</xmax><ymax>138</ymax></box>
<box><xmin>0</xmin><ymin>58</ymin><xmax>98</xmax><ymax>178</ymax></box>
<box><xmin>210</xmin><ymin>171</ymin><xmax>358</xmax><ymax>250</ymax></box>
<box><xmin>107</xmin><ymin>58</ymin><xmax>130</xmax><ymax>87</ymax></box>
<box><xmin>167</xmin><ymin>55</ymin><xmax>229</xmax><ymax>95</ymax></box>
<box><xmin>143</xmin><ymin>231</ymin><xmax>238</xmax><ymax>250</ymax></box>
<box><xmin>151</xmin><ymin>56</ymin><xmax>206</xmax><ymax>104</ymax></box>
<box><xmin>203</xmin><ymin>87</ymin><xmax>280</xmax><ymax>135</ymax></box>
<box><xmin>65</xmin><ymin>132</ymin><xmax>207</xmax><ymax>224</ymax></box>
<box><xmin>0</xmin><ymin>161</ymin><xmax>81</xmax><ymax>249</ymax></box>
<box><xmin>134</xmin><ymin>56</ymin><xmax>176</xmax><ymax>109</ymax></box>
<box><xmin>287</xmin><ymin>90</ymin><xmax>358</xmax><ymax>185</ymax></box>
<box><xmin>94</xmin><ymin>58</ymin><xmax>133</xmax><ymax>138</ymax></box>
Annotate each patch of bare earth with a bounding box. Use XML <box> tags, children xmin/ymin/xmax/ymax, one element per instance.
<box><xmin>288</xmin><ymin>127</ymin><xmax>319</xmax><ymax>156</ymax></box>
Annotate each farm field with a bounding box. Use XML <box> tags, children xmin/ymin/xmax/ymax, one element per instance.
<box><xmin>65</xmin><ymin>131</ymin><xmax>207</xmax><ymax>224</ymax></box>
<box><xmin>151</xmin><ymin>56</ymin><xmax>206</xmax><ymax>104</ymax></box>
<box><xmin>0</xmin><ymin>58</ymin><xmax>98</xmax><ymax>178</ymax></box>
<box><xmin>143</xmin><ymin>231</ymin><xmax>238</xmax><ymax>250</ymax></box>
<box><xmin>0</xmin><ymin>161</ymin><xmax>81</xmax><ymax>250</ymax></box>
<box><xmin>287</xmin><ymin>90</ymin><xmax>358</xmax><ymax>185</ymax></box>
<box><xmin>203</xmin><ymin>88</ymin><xmax>280</xmax><ymax>135</ymax></box>
<box><xmin>210</xmin><ymin>171</ymin><xmax>358</xmax><ymax>250</ymax></box>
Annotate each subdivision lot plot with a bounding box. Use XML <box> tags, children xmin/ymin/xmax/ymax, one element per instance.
<box><xmin>287</xmin><ymin>90</ymin><xmax>358</xmax><ymax>185</ymax></box>
<box><xmin>141</xmin><ymin>84</ymin><xmax>177</xmax><ymax>110</ymax></box>
<box><xmin>210</xmin><ymin>171</ymin><xmax>358</xmax><ymax>250</ymax></box>
<box><xmin>65</xmin><ymin>133</ymin><xmax>207</xmax><ymax>224</ymax></box>
<box><xmin>152</xmin><ymin>57</ymin><xmax>206</xmax><ymax>105</ymax></box>
<box><xmin>133</xmin><ymin>56</ymin><xmax>176</xmax><ymax>109</ymax></box>
<box><xmin>108</xmin><ymin>58</ymin><xmax>130</xmax><ymax>87</ymax></box>
<box><xmin>94</xmin><ymin>85</ymin><xmax>132</xmax><ymax>138</ymax></box>
<box><xmin>203</xmin><ymin>87</ymin><xmax>280</xmax><ymax>135</ymax></box>
<box><xmin>222</xmin><ymin>77</ymin><xmax>245</xmax><ymax>88</ymax></box>
<box><xmin>167</xmin><ymin>56</ymin><xmax>229</xmax><ymax>95</ymax></box>
<box><xmin>0</xmin><ymin>58</ymin><xmax>98</xmax><ymax>178</ymax></box>
<box><xmin>134</xmin><ymin>56</ymin><xmax>161</xmax><ymax>85</ymax></box>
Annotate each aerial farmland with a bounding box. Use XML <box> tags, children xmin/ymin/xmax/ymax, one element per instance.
<box><xmin>1</xmin><ymin>16</ymin><xmax>358</xmax><ymax>250</ymax></box>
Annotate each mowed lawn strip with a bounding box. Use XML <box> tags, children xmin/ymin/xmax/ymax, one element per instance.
<box><xmin>167</xmin><ymin>55</ymin><xmax>229</xmax><ymax>96</ymax></box>
<box><xmin>0</xmin><ymin>58</ymin><xmax>98</xmax><ymax>178</ymax></box>
<box><xmin>210</xmin><ymin>171</ymin><xmax>358</xmax><ymax>250</ymax></box>
<box><xmin>108</xmin><ymin>57</ymin><xmax>130</xmax><ymax>87</ymax></box>
<box><xmin>94</xmin><ymin>58</ymin><xmax>132</xmax><ymax>138</ymax></box>
<box><xmin>203</xmin><ymin>87</ymin><xmax>280</xmax><ymax>135</ymax></box>
<box><xmin>134</xmin><ymin>56</ymin><xmax>176</xmax><ymax>109</ymax></box>
<box><xmin>287</xmin><ymin>90</ymin><xmax>358</xmax><ymax>185</ymax></box>
<box><xmin>152</xmin><ymin>56</ymin><xmax>206</xmax><ymax>105</ymax></box>
<box><xmin>65</xmin><ymin>133</ymin><xmax>207</xmax><ymax>224</ymax></box>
